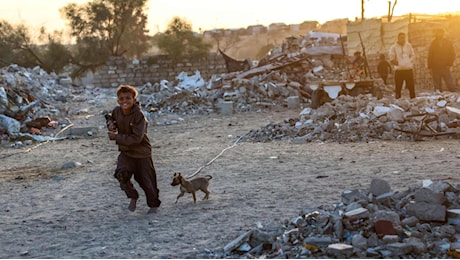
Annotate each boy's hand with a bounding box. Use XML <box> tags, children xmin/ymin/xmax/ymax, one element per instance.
<box><xmin>108</xmin><ymin>121</ymin><xmax>117</xmax><ymax>131</ymax></box>
<box><xmin>108</xmin><ymin>131</ymin><xmax>117</xmax><ymax>140</ymax></box>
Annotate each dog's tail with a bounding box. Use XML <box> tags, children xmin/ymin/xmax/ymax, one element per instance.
<box><xmin>204</xmin><ymin>175</ymin><xmax>213</xmax><ymax>180</ymax></box>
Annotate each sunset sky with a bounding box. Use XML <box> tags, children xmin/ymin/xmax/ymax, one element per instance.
<box><xmin>1</xmin><ymin>0</ymin><xmax>460</xmax><ymax>34</ymax></box>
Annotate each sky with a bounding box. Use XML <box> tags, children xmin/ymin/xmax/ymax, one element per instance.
<box><xmin>1</xmin><ymin>0</ymin><xmax>460</xmax><ymax>34</ymax></box>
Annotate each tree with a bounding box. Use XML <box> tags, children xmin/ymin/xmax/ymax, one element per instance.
<box><xmin>388</xmin><ymin>0</ymin><xmax>398</xmax><ymax>22</ymax></box>
<box><xmin>209</xmin><ymin>30</ymin><xmax>241</xmax><ymax>53</ymax></box>
<box><xmin>0</xmin><ymin>20</ymin><xmax>71</xmax><ymax>73</ymax></box>
<box><xmin>61</xmin><ymin>0</ymin><xmax>151</xmax><ymax>75</ymax></box>
<box><xmin>154</xmin><ymin>17</ymin><xmax>212</xmax><ymax>62</ymax></box>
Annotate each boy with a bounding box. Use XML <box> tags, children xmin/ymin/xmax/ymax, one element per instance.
<box><xmin>107</xmin><ymin>84</ymin><xmax>161</xmax><ymax>214</ymax></box>
<box><xmin>377</xmin><ymin>53</ymin><xmax>392</xmax><ymax>85</ymax></box>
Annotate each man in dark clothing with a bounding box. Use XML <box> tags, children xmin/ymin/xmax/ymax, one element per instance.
<box><xmin>427</xmin><ymin>29</ymin><xmax>456</xmax><ymax>92</ymax></box>
<box><xmin>108</xmin><ymin>84</ymin><xmax>161</xmax><ymax>214</ymax></box>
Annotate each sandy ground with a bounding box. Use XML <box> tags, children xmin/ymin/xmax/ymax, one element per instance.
<box><xmin>1</xmin><ymin>99</ymin><xmax>460</xmax><ymax>258</ymax></box>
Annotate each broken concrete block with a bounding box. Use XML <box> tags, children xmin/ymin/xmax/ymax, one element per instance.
<box><xmin>0</xmin><ymin>114</ymin><xmax>20</xmax><ymax>137</ymax></box>
<box><xmin>220</xmin><ymin>101</ymin><xmax>234</xmax><ymax>115</ymax></box>
<box><xmin>369</xmin><ymin>178</ymin><xmax>391</xmax><ymax>196</ymax></box>
<box><xmin>386</xmin><ymin>242</ymin><xmax>413</xmax><ymax>256</ymax></box>
<box><xmin>407</xmin><ymin>202</ymin><xmax>446</xmax><ymax>221</ymax></box>
<box><xmin>344</xmin><ymin>207</ymin><xmax>369</xmax><ymax>221</ymax></box>
<box><xmin>401</xmin><ymin>216</ymin><xmax>419</xmax><ymax>227</ymax></box>
<box><xmin>447</xmin><ymin>209</ymin><xmax>460</xmax><ymax>225</ymax></box>
<box><xmin>287</xmin><ymin>96</ymin><xmax>299</xmax><ymax>109</ymax></box>
<box><xmin>303</xmin><ymin>237</ymin><xmax>337</xmax><ymax>248</ymax></box>
<box><xmin>403</xmin><ymin>237</ymin><xmax>427</xmax><ymax>254</ymax></box>
<box><xmin>351</xmin><ymin>234</ymin><xmax>368</xmax><ymax>250</ymax></box>
<box><xmin>382</xmin><ymin>235</ymin><xmax>399</xmax><ymax>244</ymax></box>
<box><xmin>327</xmin><ymin>243</ymin><xmax>354</xmax><ymax>258</ymax></box>
<box><xmin>414</xmin><ymin>187</ymin><xmax>446</xmax><ymax>204</ymax></box>
<box><xmin>64</xmin><ymin>126</ymin><xmax>98</xmax><ymax>137</ymax></box>
<box><xmin>376</xmin><ymin>192</ymin><xmax>395</xmax><ymax>206</ymax></box>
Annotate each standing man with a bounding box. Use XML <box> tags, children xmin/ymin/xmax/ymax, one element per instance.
<box><xmin>427</xmin><ymin>29</ymin><xmax>456</xmax><ymax>92</ymax></box>
<box><xmin>389</xmin><ymin>32</ymin><xmax>416</xmax><ymax>99</ymax></box>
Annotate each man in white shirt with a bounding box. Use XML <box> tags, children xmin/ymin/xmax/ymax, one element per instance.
<box><xmin>389</xmin><ymin>32</ymin><xmax>416</xmax><ymax>99</ymax></box>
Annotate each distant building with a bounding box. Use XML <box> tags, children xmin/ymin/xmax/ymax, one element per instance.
<box><xmin>268</xmin><ymin>22</ymin><xmax>289</xmax><ymax>32</ymax></box>
<box><xmin>203</xmin><ymin>29</ymin><xmax>224</xmax><ymax>39</ymax></box>
<box><xmin>289</xmin><ymin>24</ymin><xmax>300</xmax><ymax>31</ymax></box>
<box><xmin>299</xmin><ymin>21</ymin><xmax>320</xmax><ymax>31</ymax></box>
<box><xmin>246</xmin><ymin>25</ymin><xmax>267</xmax><ymax>35</ymax></box>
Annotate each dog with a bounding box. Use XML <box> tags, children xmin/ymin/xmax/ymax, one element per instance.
<box><xmin>171</xmin><ymin>172</ymin><xmax>212</xmax><ymax>204</ymax></box>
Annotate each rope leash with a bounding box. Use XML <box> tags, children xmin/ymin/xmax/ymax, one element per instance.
<box><xmin>185</xmin><ymin>135</ymin><xmax>245</xmax><ymax>179</ymax></box>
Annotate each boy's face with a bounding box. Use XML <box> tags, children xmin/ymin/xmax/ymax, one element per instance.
<box><xmin>117</xmin><ymin>92</ymin><xmax>136</xmax><ymax>113</ymax></box>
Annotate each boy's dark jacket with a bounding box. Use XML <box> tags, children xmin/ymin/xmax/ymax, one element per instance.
<box><xmin>111</xmin><ymin>103</ymin><xmax>151</xmax><ymax>158</ymax></box>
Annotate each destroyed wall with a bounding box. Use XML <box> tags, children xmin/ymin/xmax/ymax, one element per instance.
<box><xmin>91</xmin><ymin>53</ymin><xmax>227</xmax><ymax>88</ymax></box>
<box><xmin>349</xmin><ymin>16</ymin><xmax>460</xmax><ymax>89</ymax></box>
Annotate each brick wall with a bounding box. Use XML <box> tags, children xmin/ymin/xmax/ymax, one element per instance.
<box><xmin>92</xmin><ymin>53</ymin><xmax>227</xmax><ymax>88</ymax></box>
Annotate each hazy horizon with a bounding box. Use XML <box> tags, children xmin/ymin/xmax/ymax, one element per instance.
<box><xmin>1</xmin><ymin>0</ymin><xmax>460</xmax><ymax>34</ymax></box>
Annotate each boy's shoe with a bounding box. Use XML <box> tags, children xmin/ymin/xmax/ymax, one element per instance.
<box><xmin>128</xmin><ymin>199</ymin><xmax>137</xmax><ymax>212</ymax></box>
<box><xmin>147</xmin><ymin>207</ymin><xmax>158</xmax><ymax>214</ymax></box>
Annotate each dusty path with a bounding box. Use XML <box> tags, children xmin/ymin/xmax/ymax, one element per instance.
<box><xmin>1</xmin><ymin>107</ymin><xmax>460</xmax><ymax>258</ymax></box>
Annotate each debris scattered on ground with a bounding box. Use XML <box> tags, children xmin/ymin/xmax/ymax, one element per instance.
<box><xmin>198</xmin><ymin>178</ymin><xmax>460</xmax><ymax>259</ymax></box>
<box><xmin>2</xmin><ymin>59</ymin><xmax>460</xmax><ymax>149</ymax></box>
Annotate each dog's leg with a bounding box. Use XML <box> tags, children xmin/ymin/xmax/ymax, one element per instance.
<box><xmin>192</xmin><ymin>192</ymin><xmax>197</xmax><ymax>203</ymax></box>
<box><xmin>201</xmin><ymin>188</ymin><xmax>210</xmax><ymax>200</ymax></box>
<box><xmin>175</xmin><ymin>190</ymin><xmax>185</xmax><ymax>204</ymax></box>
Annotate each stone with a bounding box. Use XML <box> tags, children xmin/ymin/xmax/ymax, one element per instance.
<box><xmin>351</xmin><ymin>234</ymin><xmax>368</xmax><ymax>250</ymax></box>
<box><xmin>414</xmin><ymin>187</ymin><xmax>446</xmax><ymax>204</ymax></box>
<box><xmin>369</xmin><ymin>178</ymin><xmax>391</xmax><ymax>196</ymax></box>
<box><xmin>382</xmin><ymin>235</ymin><xmax>399</xmax><ymax>244</ymax></box>
<box><xmin>220</xmin><ymin>101</ymin><xmax>234</xmax><ymax>115</ymax></box>
<box><xmin>386</xmin><ymin>242</ymin><xmax>413</xmax><ymax>256</ymax></box>
<box><xmin>344</xmin><ymin>207</ymin><xmax>370</xmax><ymax>221</ymax></box>
<box><xmin>447</xmin><ymin>209</ymin><xmax>460</xmax><ymax>225</ymax></box>
<box><xmin>406</xmin><ymin>202</ymin><xmax>446</xmax><ymax>222</ymax></box>
<box><xmin>327</xmin><ymin>243</ymin><xmax>354</xmax><ymax>258</ymax></box>
<box><xmin>287</xmin><ymin>96</ymin><xmax>300</xmax><ymax>109</ymax></box>
<box><xmin>401</xmin><ymin>216</ymin><xmax>419</xmax><ymax>227</ymax></box>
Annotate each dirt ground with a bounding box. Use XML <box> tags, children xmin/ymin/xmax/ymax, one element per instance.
<box><xmin>1</xmin><ymin>96</ymin><xmax>460</xmax><ymax>258</ymax></box>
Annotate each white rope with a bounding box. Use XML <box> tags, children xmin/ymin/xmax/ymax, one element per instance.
<box><xmin>185</xmin><ymin>135</ymin><xmax>244</xmax><ymax>179</ymax></box>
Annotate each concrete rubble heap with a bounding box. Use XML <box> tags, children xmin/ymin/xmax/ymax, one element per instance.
<box><xmin>1</xmin><ymin>60</ymin><xmax>460</xmax><ymax>148</ymax></box>
<box><xmin>198</xmin><ymin>178</ymin><xmax>460</xmax><ymax>259</ymax></box>
<box><xmin>0</xmin><ymin>65</ymin><xmax>112</xmax><ymax>147</ymax></box>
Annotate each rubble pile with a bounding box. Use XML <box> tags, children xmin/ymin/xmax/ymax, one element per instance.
<box><xmin>243</xmin><ymin>92</ymin><xmax>460</xmax><ymax>143</ymax></box>
<box><xmin>0</xmin><ymin>65</ymin><xmax>112</xmax><ymax>146</ymax></box>
<box><xmin>1</xmin><ymin>61</ymin><xmax>460</xmax><ymax>147</ymax></box>
<box><xmin>200</xmin><ymin>178</ymin><xmax>460</xmax><ymax>259</ymax></box>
